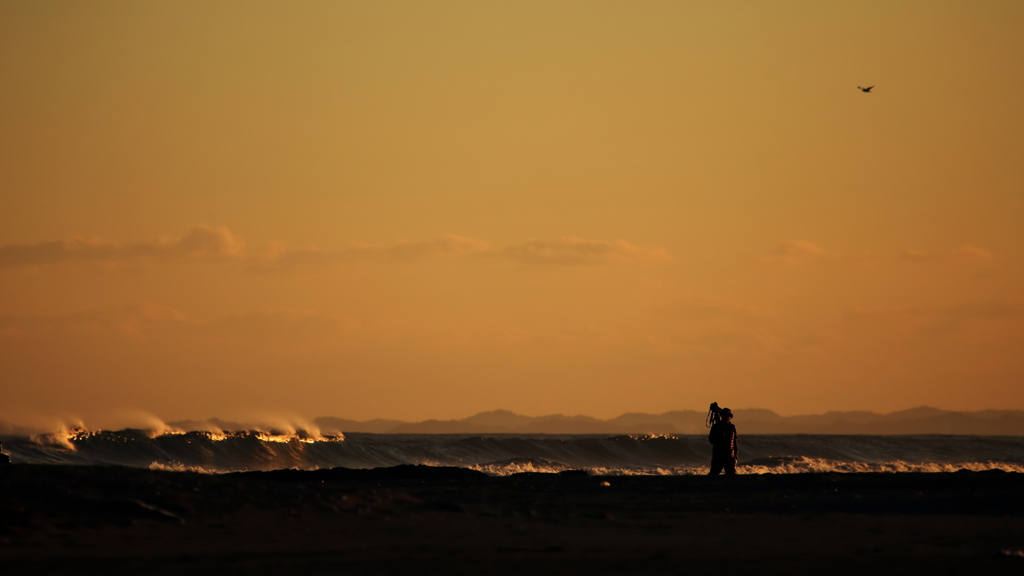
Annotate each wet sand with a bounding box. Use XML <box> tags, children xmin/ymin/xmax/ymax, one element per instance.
<box><xmin>2</xmin><ymin>465</ymin><xmax>1023</xmax><ymax>574</ymax></box>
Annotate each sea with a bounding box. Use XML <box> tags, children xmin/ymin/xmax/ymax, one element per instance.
<box><xmin>4</xmin><ymin>427</ymin><xmax>1024</xmax><ymax>475</ymax></box>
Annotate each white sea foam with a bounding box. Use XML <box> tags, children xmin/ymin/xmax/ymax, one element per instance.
<box><xmin>27</xmin><ymin>421</ymin><xmax>90</xmax><ymax>450</ymax></box>
<box><xmin>737</xmin><ymin>457</ymin><xmax>1024</xmax><ymax>475</ymax></box>
<box><xmin>127</xmin><ymin>413</ymin><xmax>187</xmax><ymax>438</ymax></box>
<box><xmin>148</xmin><ymin>461</ymin><xmax>219</xmax><ymax>474</ymax></box>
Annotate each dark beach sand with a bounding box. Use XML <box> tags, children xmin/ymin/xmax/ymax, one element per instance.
<box><xmin>2</xmin><ymin>465</ymin><xmax>1023</xmax><ymax>575</ymax></box>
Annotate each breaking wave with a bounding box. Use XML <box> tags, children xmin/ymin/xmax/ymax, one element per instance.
<box><xmin>2</xmin><ymin>430</ymin><xmax>1023</xmax><ymax>475</ymax></box>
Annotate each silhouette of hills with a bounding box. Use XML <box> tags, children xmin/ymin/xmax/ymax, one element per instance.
<box><xmin>313</xmin><ymin>407</ymin><xmax>1024</xmax><ymax>435</ymax></box>
<box><xmin>6</xmin><ymin>407</ymin><xmax>1024</xmax><ymax>436</ymax></box>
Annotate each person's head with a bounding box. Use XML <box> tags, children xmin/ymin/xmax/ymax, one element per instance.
<box><xmin>720</xmin><ymin>408</ymin><xmax>733</xmax><ymax>421</ymax></box>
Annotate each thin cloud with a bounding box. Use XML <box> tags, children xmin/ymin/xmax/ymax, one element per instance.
<box><xmin>257</xmin><ymin>235</ymin><xmax>492</xmax><ymax>270</ymax></box>
<box><xmin>760</xmin><ymin>240</ymin><xmax>842</xmax><ymax>268</ymax></box>
<box><xmin>900</xmin><ymin>249</ymin><xmax>932</xmax><ymax>260</ymax></box>
<box><xmin>901</xmin><ymin>245</ymin><xmax>996</xmax><ymax>262</ymax></box>
<box><xmin>950</xmin><ymin>244</ymin><xmax>995</xmax><ymax>262</ymax></box>
<box><xmin>765</xmin><ymin>240</ymin><xmax>997</xmax><ymax>268</ymax></box>
<box><xmin>0</xmin><ymin>226</ymin><xmax>243</xmax><ymax>269</ymax></box>
<box><xmin>257</xmin><ymin>235</ymin><xmax>671</xmax><ymax>269</ymax></box>
<box><xmin>1</xmin><ymin>228</ymin><xmax>671</xmax><ymax>271</ymax></box>
<box><xmin>496</xmin><ymin>238</ymin><xmax>673</xmax><ymax>266</ymax></box>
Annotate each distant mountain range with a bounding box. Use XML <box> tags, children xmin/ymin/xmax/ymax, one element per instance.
<box><xmin>5</xmin><ymin>407</ymin><xmax>1024</xmax><ymax>436</ymax></box>
<box><xmin>311</xmin><ymin>407</ymin><xmax>1024</xmax><ymax>436</ymax></box>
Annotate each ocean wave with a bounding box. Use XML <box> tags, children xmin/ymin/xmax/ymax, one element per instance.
<box><xmin>2</xmin><ymin>430</ymin><xmax>1023</xmax><ymax>474</ymax></box>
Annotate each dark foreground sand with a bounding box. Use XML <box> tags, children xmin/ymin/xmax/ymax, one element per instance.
<box><xmin>2</xmin><ymin>465</ymin><xmax>1023</xmax><ymax>575</ymax></box>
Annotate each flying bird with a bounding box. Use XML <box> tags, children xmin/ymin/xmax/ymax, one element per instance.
<box><xmin>858</xmin><ymin>86</ymin><xmax>874</xmax><ymax>93</ymax></box>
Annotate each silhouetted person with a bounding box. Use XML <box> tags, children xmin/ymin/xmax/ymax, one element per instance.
<box><xmin>708</xmin><ymin>407</ymin><xmax>737</xmax><ymax>475</ymax></box>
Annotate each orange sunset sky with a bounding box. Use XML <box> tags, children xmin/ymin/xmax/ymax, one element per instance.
<box><xmin>2</xmin><ymin>1</ymin><xmax>1023</xmax><ymax>429</ymax></box>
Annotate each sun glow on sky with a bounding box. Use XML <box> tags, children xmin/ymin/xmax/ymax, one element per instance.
<box><xmin>2</xmin><ymin>1</ymin><xmax>1023</xmax><ymax>428</ymax></box>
